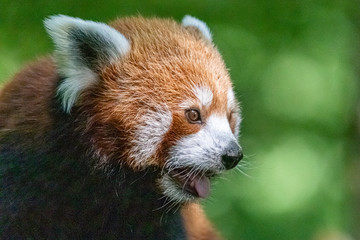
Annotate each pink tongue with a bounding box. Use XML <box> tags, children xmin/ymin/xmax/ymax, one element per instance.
<box><xmin>192</xmin><ymin>175</ymin><xmax>210</xmax><ymax>198</ymax></box>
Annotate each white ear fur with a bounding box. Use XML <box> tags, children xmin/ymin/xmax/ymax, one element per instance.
<box><xmin>182</xmin><ymin>15</ymin><xmax>212</xmax><ymax>41</ymax></box>
<box><xmin>44</xmin><ymin>15</ymin><xmax>130</xmax><ymax>113</ymax></box>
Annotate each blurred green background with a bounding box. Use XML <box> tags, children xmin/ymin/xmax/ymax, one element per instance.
<box><xmin>1</xmin><ymin>1</ymin><xmax>359</xmax><ymax>239</ymax></box>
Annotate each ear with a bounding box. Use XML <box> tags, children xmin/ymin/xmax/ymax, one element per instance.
<box><xmin>181</xmin><ymin>15</ymin><xmax>212</xmax><ymax>42</ymax></box>
<box><xmin>44</xmin><ymin>15</ymin><xmax>130</xmax><ymax>113</ymax></box>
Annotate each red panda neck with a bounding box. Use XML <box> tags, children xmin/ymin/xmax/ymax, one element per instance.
<box><xmin>1</xmin><ymin>131</ymin><xmax>186</xmax><ymax>239</ymax></box>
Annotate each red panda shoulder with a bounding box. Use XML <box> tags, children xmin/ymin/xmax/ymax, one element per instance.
<box><xmin>0</xmin><ymin>57</ymin><xmax>57</xmax><ymax>135</ymax></box>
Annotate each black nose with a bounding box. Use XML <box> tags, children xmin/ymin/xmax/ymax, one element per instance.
<box><xmin>221</xmin><ymin>143</ymin><xmax>243</xmax><ymax>170</ymax></box>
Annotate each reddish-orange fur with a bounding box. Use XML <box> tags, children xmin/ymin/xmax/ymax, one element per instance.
<box><xmin>182</xmin><ymin>203</ymin><xmax>223</xmax><ymax>240</ymax></box>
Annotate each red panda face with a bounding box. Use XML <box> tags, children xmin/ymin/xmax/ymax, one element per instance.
<box><xmin>159</xmin><ymin>87</ymin><xmax>242</xmax><ymax>202</ymax></box>
<box><xmin>45</xmin><ymin>15</ymin><xmax>243</xmax><ymax>203</ymax></box>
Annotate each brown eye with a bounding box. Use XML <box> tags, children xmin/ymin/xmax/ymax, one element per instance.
<box><xmin>185</xmin><ymin>109</ymin><xmax>201</xmax><ymax>123</ymax></box>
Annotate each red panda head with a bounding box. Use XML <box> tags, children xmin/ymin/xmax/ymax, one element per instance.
<box><xmin>45</xmin><ymin>15</ymin><xmax>243</xmax><ymax>203</ymax></box>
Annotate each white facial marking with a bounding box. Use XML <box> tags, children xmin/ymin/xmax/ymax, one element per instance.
<box><xmin>227</xmin><ymin>88</ymin><xmax>235</xmax><ymax>111</ymax></box>
<box><xmin>208</xmin><ymin>114</ymin><xmax>234</xmax><ymax>136</ymax></box>
<box><xmin>163</xmin><ymin>114</ymin><xmax>239</xmax><ymax>202</ymax></box>
<box><xmin>182</xmin><ymin>15</ymin><xmax>212</xmax><ymax>41</ymax></box>
<box><xmin>130</xmin><ymin>107</ymin><xmax>172</xmax><ymax>167</ymax></box>
<box><xmin>193</xmin><ymin>86</ymin><xmax>213</xmax><ymax>107</ymax></box>
<box><xmin>167</xmin><ymin>114</ymin><xmax>236</xmax><ymax>171</ymax></box>
<box><xmin>234</xmin><ymin>113</ymin><xmax>242</xmax><ymax>139</ymax></box>
<box><xmin>227</xmin><ymin>87</ymin><xmax>242</xmax><ymax>138</ymax></box>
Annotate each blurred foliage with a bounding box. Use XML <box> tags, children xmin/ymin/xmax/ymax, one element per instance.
<box><xmin>0</xmin><ymin>0</ymin><xmax>359</xmax><ymax>239</ymax></box>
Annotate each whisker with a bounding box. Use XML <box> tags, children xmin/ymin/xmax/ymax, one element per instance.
<box><xmin>238</xmin><ymin>160</ymin><xmax>256</xmax><ymax>170</ymax></box>
<box><xmin>182</xmin><ymin>166</ymin><xmax>202</xmax><ymax>190</ymax></box>
<box><xmin>235</xmin><ymin>165</ymin><xmax>253</xmax><ymax>178</ymax></box>
<box><xmin>217</xmin><ymin>175</ymin><xmax>230</xmax><ymax>182</ymax></box>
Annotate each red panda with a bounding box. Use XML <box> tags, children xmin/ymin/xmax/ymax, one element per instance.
<box><xmin>0</xmin><ymin>15</ymin><xmax>243</xmax><ymax>240</ymax></box>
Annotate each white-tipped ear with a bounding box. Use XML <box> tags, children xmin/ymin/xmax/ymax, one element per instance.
<box><xmin>44</xmin><ymin>15</ymin><xmax>130</xmax><ymax>113</ymax></box>
<box><xmin>182</xmin><ymin>15</ymin><xmax>212</xmax><ymax>41</ymax></box>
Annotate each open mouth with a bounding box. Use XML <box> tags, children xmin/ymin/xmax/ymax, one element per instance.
<box><xmin>168</xmin><ymin>168</ymin><xmax>216</xmax><ymax>199</ymax></box>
